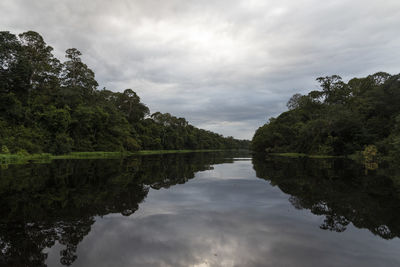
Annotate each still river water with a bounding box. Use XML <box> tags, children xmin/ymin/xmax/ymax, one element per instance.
<box><xmin>1</xmin><ymin>151</ymin><xmax>400</xmax><ymax>266</ymax></box>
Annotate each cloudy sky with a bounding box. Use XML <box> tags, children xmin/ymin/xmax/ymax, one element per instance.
<box><xmin>1</xmin><ymin>0</ymin><xmax>399</xmax><ymax>139</ymax></box>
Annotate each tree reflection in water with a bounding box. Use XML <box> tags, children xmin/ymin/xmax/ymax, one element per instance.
<box><xmin>2</xmin><ymin>151</ymin><xmax>399</xmax><ymax>266</ymax></box>
<box><xmin>0</xmin><ymin>152</ymin><xmax>237</xmax><ymax>266</ymax></box>
<box><xmin>252</xmin><ymin>154</ymin><xmax>400</xmax><ymax>239</ymax></box>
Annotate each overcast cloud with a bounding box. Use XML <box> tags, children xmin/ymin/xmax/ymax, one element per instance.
<box><xmin>1</xmin><ymin>0</ymin><xmax>399</xmax><ymax>139</ymax></box>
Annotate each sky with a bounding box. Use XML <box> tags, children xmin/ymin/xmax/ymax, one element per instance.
<box><xmin>1</xmin><ymin>0</ymin><xmax>399</xmax><ymax>139</ymax></box>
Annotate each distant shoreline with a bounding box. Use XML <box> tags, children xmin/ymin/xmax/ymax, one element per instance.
<box><xmin>0</xmin><ymin>149</ymin><xmax>245</xmax><ymax>165</ymax></box>
<box><xmin>267</xmin><ymin>153</ymin><xmax>341</xmax><ymax>159</ymax></box>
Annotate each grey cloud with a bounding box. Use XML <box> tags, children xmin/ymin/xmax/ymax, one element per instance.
<box><xmin>1</xmin><ymin>0</ymin><xmax>400</xmax><ymax>138</ymax></box>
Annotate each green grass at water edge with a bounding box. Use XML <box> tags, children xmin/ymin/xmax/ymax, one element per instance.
<box><xmin>134</xmin><ymin>149</ymin><xmax>224</xmax><ymax>155</ymax></box>
<box><xmin>53</xmin><ymin>150</ymin><xmax>223</xmax><ymax>159</ymax></box>
<box><xmin>0</xmin><ymin>149</ymin><xmax>225</xmax><ymax>165</ymax></box>
<box><xmin>0</xmin><ymin>153</ymin><xmax>52</xmax><ymax>165</ymax></box>
<box><xmin>52</xmin><ymin>151</ymin><xmax>129</xmax><ymax>159</ymax></box>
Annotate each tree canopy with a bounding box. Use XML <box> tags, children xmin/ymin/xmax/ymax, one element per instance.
<box><xmin>0</xmin><ymin>31</ymin><xmax>249</xmax><ymax>154</ymax></box>
<box><xmin>252</xmin><ymin>73</ymin><xmax>400</xmax><ymax>157</ymax></box>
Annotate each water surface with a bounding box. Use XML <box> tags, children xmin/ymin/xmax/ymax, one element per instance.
<box><xmin>0</xmin><ymin>152</ymin><xmax>399</xmax><ymax>266</ymax></box>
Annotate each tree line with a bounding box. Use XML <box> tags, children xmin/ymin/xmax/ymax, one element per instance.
<box><xmin>0</xmin><ymin>31</ymin><xmax>249</xmax><ymax>154</ymax></box>
<box><xmin>252</xmin><ymin>72</ymin><xmax>400</xmax><ymax>157</ymax></box>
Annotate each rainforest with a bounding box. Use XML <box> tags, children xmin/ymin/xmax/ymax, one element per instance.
<box><xmin>0</xmin><ymin>31</ymin><xmax>249</xmax><ymax>156</ymax></box>
<box><xmin>252</xmin><ymin>72</ymin><xmax>400</xmax><ymax>159</ymax></box>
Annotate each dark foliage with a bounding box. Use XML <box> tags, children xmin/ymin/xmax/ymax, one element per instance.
<box><xmin>252</xmin><ymin>155</ymin><xmax>400</xmax><ymax>239</ymax></box>
<box><xmin>0</xmin><ymin>31</ymin><xmax>249</xmax><ymax>154</ymax></box>
<box><xmin>252</xmin><ymin>73</ymin><xmax>400</xmax><ymax>156</ymax></box>
<box><xmin>0</xmin><ymin>151</ymin><xmax>240</xmax><ymax>266</ymax></box>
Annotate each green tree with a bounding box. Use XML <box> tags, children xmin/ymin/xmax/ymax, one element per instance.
<box><xmin>61</xmin><ymin>48</ymin><xmax>98</xmax><ymax>106</ymax></box>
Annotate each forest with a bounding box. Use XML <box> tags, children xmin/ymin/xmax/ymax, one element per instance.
<box><xmin>252</xmin><ymin>72</ymin><xmax>400</xmax><ymax>158</ymax></box>
<box><xmin>0</xmin><ymin>31</ymin><xmax>249</xmax><ymax>155</ymax></box>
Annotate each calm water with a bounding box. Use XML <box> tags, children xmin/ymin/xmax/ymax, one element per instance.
<box><xmin>1</xmin><ymin>151</ymin><xmax>400</xmax><ymax>266</ymax></box>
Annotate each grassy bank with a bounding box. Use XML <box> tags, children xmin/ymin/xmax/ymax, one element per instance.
<box><xmin>0</xmin><ymin>149</ymin><xmax>225</xmax><ymax>165</ymax></box>
<box><xmin>0</xmin><ymin>153</ymin><xmax>53</xmax><ymax>165</ymax></box>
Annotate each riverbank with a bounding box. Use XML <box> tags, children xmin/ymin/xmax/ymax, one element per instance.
<box><xmin>267</xmin><ymin>153</ymin><xmax>341</xmax><ymax>159</ymax></box>
<box><xmin>0</xmin><ymin>149</ymin><xmax>226</xmax><ymax>165</ymax></box>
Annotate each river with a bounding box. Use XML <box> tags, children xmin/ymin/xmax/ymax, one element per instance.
<box><xmin>0</xmin><ymin>151</ymin><xmax>399</xmax><ymax>266</ymax></box>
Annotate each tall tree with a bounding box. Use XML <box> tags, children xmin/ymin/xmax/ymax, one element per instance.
<box><xmin>116</xmin><ymin>89</ymin><xmax>149</xmax><ymax>123</ymax></box>
<box><xmin>18</xmin><ymin>31</ymin><xmax>61</xmax><ymax>94</ymax></box>
<box><xmin>61</xmin><ymin>48</ymin><xmax>98</xmax><ymax>106</ymax></box>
